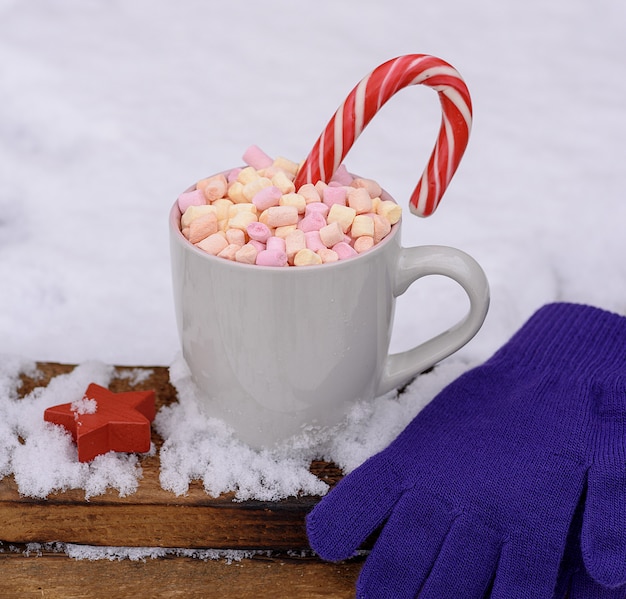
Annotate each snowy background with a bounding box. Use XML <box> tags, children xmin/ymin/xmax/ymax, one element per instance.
<box><xmin>1</xmin><ymin>0</ymin><xmax>626</xmax><ymax>500</ymax></box>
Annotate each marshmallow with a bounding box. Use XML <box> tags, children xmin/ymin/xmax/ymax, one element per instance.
<box><xmin>371</xmin><ymin>214</ymin><xmax>392</xmax><ymax>243</ymax></box>
<box><xmin>228</xmin><ymin>211</ymin><xmax>258</xmax><ymax>232</ymax></box>
<box><xmin>271</xmin><ymin>170</ymin><xmax>296</xmax><ymax>194</ymax></box>
<box><xmin>377</xmin><ymin>200</ymin><xmax>402</xmax><ymax>225</ymax></box>
<box><xmin>272</xmin><ymin>156</ymin><xmax>299</xmax><ymax>176</ymax></box>
<box><xmin>322</xmin><ymin>186</ymin><xmax>347</xmax><ymax>207</ymax></box>
<box><xmin>330</xmin><ymin>164</ymin><xmax>354</xmax><ymax>186</ymax></box>
<box><xmin>243</xmin><ymin>145</ymin><xmax>274</xmax><ymax>170</ymax></box>
<box><xmin>226</xmin><ymin>228</ymin><xmax>246</xmax><ymax>246</ymax></box>
<box><xmin>243</xmin><ymin>177</ymin><xmax>272</xmax><ymax>201</ymax></box>
<box><xmin>298</xmin><ymin>183</ymin><xmax>322</xmax><ymax>204</ymax></box>
<box><xmin>256</xmin><ymin>249</ymin><xmax>288</xmax><ymax>267</ymax></box>
<box><xmin>317</xmin><ymin>248</ymin><xmax>339</xmax><ymax>263</ymax></box>
<box><xmin>350</xmin><ymin>214</ymin><xmax>375</xmax><ymax>238</ymax></box>
<box><xmin>351</xmin><ymin>177</ymin><xmax>382</xmax><ymax>198</ymax></box>
<box><xmin>294</xmin><ymin>248</ymin><xmax>323</xmax><ymax>266</ymax></box>
<box><xmin>327</xmin><ymin>204</ymin><xmax>357</xmax><ymax>233</ymax></box>
<box><xmin>304</xmin><ymin>230</ymin><xmax>326</xmax><ymax>252</ymax></box>
<box><xmin>285</xmin><ymin>229</ymin><xmax>306</xmax><ymax>263</ymax></box>
<box><xmin>347</xmin><ymin>187</ymin><xmax>373</xmax><ymax>214</ymax></box>
<box><xmin>212</xmin><ymin>198</ymin><xmax>234</xmax><ymax>221</ymax></box>
<box><xmin>266</xmin><ymin>236</ymin><xmax>286</xmax><ymax>252</ymax></box>
<box><xmin>252</xmin><ymin>186</ymin><xmax>282</xmax><ymax>211</ymax></box>
<box><xmin>178</xmin><ymin>189</ymin><xmax>205</xmax><ymax>213</ymax></box>
<box><xmin>354</xmin><ymin>235</ymin><xmax>375</xmax><ymax>253</ymax></box>
<box><xmin>279</xmin><ymin>192</ymin><xmax>306</xmax><ymax>214</ymax></box>
<box><xmin>332</xmin><ymin>241</ymin><xmax>358</xmax><ymax>260</ymax></box>
<box><xmin>181</xmin><ymin>204</ymin><xmax>217</xmax><ymax>228</ymax></box>
<box><xmin>246</xmin><ymin>222</ymin><xmax>272</xmax><ymax>243</ymax></box>
<box><xmin>274</xmin><ymin>224</ymin><xmax>298</xmax><ymax>239</ymax></box>
<box><xmin>237</xmin><ymin>166</ymin><xmax>260</xmax><ymax>185</ymax></box>
<box><xmin>297</xmin><ymin>211</ymin><xmax>326</xmax><ymax>233</ymax></box>
<box><xmin>235</xmin><ymin>242</ymin><xmax>259</xmax><ymax>264</ymax></box>
<box><xmin>198</xmin><ymin>174</ymin><xmax>228</xmax><ymax>202</ymax></box>
<box><xmin>196</xmin><ymin>232</ymin><xmax>228</xmax><ymax>256</ymax></box>
<box><xmin>217</xmin><ymin>243</ymin><xmax>241</xmax><ymax>261</ymax></box>
<box><xmin>189</xmin><ymin>212</ymin><xmax>219</xmax><ymax>244</ymax></box>
<box><xmin>305</xmin><ymin>202</ymin><xmax>329</xmax><ymax>218</ymax></box>
<box><xmin>319</xmin><ymin>221</ymin><xmax>345</xmax><ymax>248</ymax></box>
<box><xmin>265</xmin><ymin>205</ymin><xmax>299</xmax><ymax>227</ymax></box>
<box><xmin>248</xmin><ymin>239</ymin><xmax>266</xmax><ymax>252</ymax></box>
<box><xmin>227</xmin><ymin>181</ymin><xmax>246</xmax><ymax>203</ymax></box>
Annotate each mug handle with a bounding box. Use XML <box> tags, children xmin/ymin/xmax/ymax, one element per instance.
<box><xmin>377</xmin><ymin>245</ymin><xmax>490</xmax><ymax>395</ymax></box>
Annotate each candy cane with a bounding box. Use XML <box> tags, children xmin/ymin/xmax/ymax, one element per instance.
<box><xmin>294</xmin><ymin>54</ymin><xmax>472</xmax><ymax>217</ymax></box>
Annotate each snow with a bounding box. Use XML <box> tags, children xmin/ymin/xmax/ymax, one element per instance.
<box><xmin>1</xmin><ymin>0</ymin><xmax>626</xmax><ymax>508</ymax></box>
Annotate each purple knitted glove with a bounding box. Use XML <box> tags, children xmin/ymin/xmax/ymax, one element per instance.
<box><xmin>307</xmin><ymin>303</ymin><xmax>626</xmax><ymax>598</ymax></box>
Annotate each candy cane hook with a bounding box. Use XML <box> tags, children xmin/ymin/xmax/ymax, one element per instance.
<box><xmin>294</xmin><ymin>54</ymin><xmax>472</xmax><ymax>217</ymax></box>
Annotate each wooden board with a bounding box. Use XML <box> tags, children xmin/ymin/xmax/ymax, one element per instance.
<box><xmin>0</xmin><ymin>362</ymin><xmax>360</xmax><ymax>598</ymax></box>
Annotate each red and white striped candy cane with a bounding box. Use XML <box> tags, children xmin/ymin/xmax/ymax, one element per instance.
<box><xmin>294</xmin><ymin>54</ymin><xmax>472</xmax><ymax>217</ymax></box>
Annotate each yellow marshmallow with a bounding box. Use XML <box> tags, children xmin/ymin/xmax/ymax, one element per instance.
<box><xmin>236</xmin><ymin>166</ymin><xmax>260</xmax><ymax>185</ymax></box>
<box><xmin>294</xmin><ymin>248</ymin><xmax>322</xmax><ymax>266</ymax></box>
<box><xmin>327</xmin><ymin>204</ymin><xmax>357</xmax><ymax>233</ymax></box>
<box><xmin>227</xmin><ymin>181</ymin><xmax>247</xmax><ymax>203</ymax></box>
<box><xmin>228</xmin><ymin>211</ymin><xmax>258</xmax><ymax>231</ymax></box>
<box><xmin>181</xmin><ymin>204</ymin><xmax>218</xmax><ymax>228</ymax></box>
<box><xmin>274</xmin><ymin>224</ymin><xmax>298</xmax><ymax>239</ymax></box>
<box><xmin>272</xmin><ymin>156</ymin><xmax>299</xmax><ymax>176</ymax></box>
<box><xmin>243</xmin><ymin>177</ymin><xmax>272</xmax><ymax>201</ymax></box>
<box><xmin>377</xmin><ymin>200</ymin><xmax>402</xmax><ymax>225</ymax></box>
<box><xmin>350</xmin><ymin>214</ymin><xmax>375</xmax><ymax>238</ymax></box>
<box><xmin>271</xmin><ymin>170</ymin><xmax>296</xmax><ymax>194</ymax></box>
<box><xmin>279</xmin><ymin>192</ymin><xmax>306</xmax><ymax>214</ymax></box>
<box><xmin>212</xmin><ymin>198</ymin><xmax>234</xmax><ymax>221</ymax></box>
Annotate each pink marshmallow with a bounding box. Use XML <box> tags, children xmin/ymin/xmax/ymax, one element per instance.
<box><xmin>297</xmin><ymin>211</ymin><xmax>327</xmax><ymax>232</ymax></box>
<box><xmin>248</xmin><ymin>239</ymin><xmax>266</xmax><ymax>252</ymax></box>
<box><xmin>256</xmin><ymin>249</ymin><xmax>288</xmax><ymax>267</ymax></box>
<box><xmin>332</xmin><ymin>241</ymin><xmax>358</xmax><ymax>260</ymax></box>
<box><xmin>247</xmin><ymin>221</ymin><xmax>272</xmax><ymax>243</ymax></box>
<box><xmin>304</xmin><ymin>231</ymin><xmax>325</xmax><ymax>252</ymax></box>
<box><xmin>266</xmin><ymin>236</ymin><xmax>286</xmax><ymax>252</ymax></box>
<box><xmin>322</xmin><ymin>186</ymin><xmax>347</xmax><ymax>207</ymax></box>
<box><xmin>227</xmin><ymin>168</ymin><xmax>242</xmax><ymax>183</ymax></box>
<box><xmin>177</xmin><ymin>189</ymin><xmax>205</xmax><ymax>212</ymax></box>
<box><xmin>330</xmin><ymin>163</ymin><xmax>354</xmax><ymax>185</ymax></box>
<box><xmin>305</xmin><ymin>202</ymin><xmax>330</xmax><ymax>218</ymax></box>
<box><xmin>252</xmin><ymin>186</ymin><xmax>282</xmax><ymax>211</ymax></box>
<box><xmin>242</xmin><ymin>145</ymin><xmax>273</xmax><ymax>170</ymax></box>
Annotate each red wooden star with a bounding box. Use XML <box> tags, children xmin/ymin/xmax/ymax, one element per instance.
<box><xmin>44</xmin><ymin>383</ymin><xmax>156</xmax><ymax>463</ymax></box>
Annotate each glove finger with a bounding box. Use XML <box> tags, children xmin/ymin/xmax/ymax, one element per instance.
<box><xmin>582</xmin><ymin>466</ymin><xmax>626</xmax><ymax>588</ymax></box>
<box><xmin>491</xmin><ymin>533</ymin><xmax>566</xmax><ymax>599</ymax></box>
<box><xmin>356</xmin><ymin>491</ymin><xmax>456</xmax><ymax>599</ymax></box>
<box><xmin>568</xmin><ymin>566</ymin><xmax>626</xmax><ymax>599</ymax></box>
<box><xmin>418</xmin><ymin>515</ymin><xmax>501</xmax><ymax>599</ymax></box>
<box><xmin>306</xmin><ymin>458</ymin><xmax>404</xmax><ymax>562</ymax></box>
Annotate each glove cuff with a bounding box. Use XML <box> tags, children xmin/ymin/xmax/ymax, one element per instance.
<box><xmin>491</xmin><ymin>303</ymin><xmax>626</xmax><ymax>381</ymax></box>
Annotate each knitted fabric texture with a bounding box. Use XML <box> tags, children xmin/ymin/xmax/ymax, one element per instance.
<box><xmin>306</xmin><ymin>303</ymin><xmax>626</xmax><ymax>598</ymax></box>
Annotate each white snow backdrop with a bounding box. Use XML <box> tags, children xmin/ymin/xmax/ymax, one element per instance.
<box><xmin>1</xmin><ymin>0</ymin><xmax>626</xmax><ymax>506</ymax></box>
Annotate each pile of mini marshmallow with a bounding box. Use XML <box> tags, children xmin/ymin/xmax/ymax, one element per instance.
<box><xmin>176</xmin><ymin>145</ymin><xmax>401</xmax><ymax>267</ymax></box>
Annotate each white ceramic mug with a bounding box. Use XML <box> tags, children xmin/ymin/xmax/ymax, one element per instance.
<box><xmin>169</xmin><ymin>181</ymin><xmax>489</xmax><ymax>448</ymax></box>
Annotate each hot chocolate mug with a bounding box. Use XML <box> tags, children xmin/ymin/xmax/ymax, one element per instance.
<box><xmin>169</xmin><ymin>180</ymin><xmax>489</xmax><ymax>448</ymax></box>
